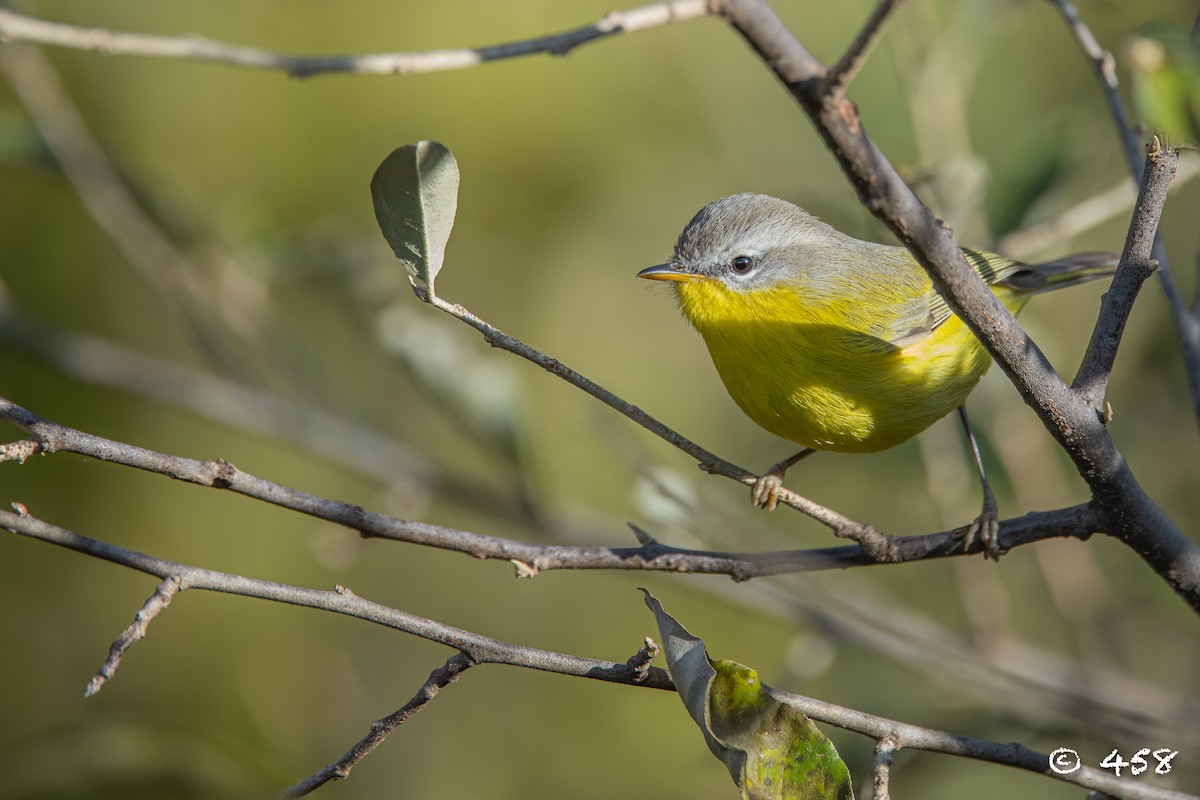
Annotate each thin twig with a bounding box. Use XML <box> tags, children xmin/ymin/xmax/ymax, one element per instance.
<box><xmin>824</xmin><ymin>0</ymin><xmax>903</xmax><ymax>96</ymax></box>
<box><xmin>0</xmin><ymin>438</ymin><xmax>40</xmax><ymax>463</ymax></box>
<box><xmin>281</xmin><ymin>652</ymin><xmax>476</xmax><ymax>798</ymax></box>
<box><xmin>1073</xmin><ymin>138</ymin><xmax>1177</xmax><ymax>411</ymax></box>
<box><xmin>1044</xmin><ymin>0</ymin><xmax>1200</xmax><ymax>426</ymax></box>
<box><xmin>0</xmin><ymin>2</ymin><xmax>713</xmax><ymax>78</ymax></box>
<box><xmin>0</xmin><ymin>393</ymin><xmax>1102</xmax><ymax>576</ymax></box>
<box><xmin>84</xmin><ymin>575</ymin><xmax>181</xmax><ymax>697</ymax></box>
<box><xmin>872</xmin><ymin>731</ymin><xmax>900</xmax><ymax>800</ymax></box>
<box><xmin>625</xmin><ymin>637</ymin><xmax>661</xmax><ymax>684</ymax></box>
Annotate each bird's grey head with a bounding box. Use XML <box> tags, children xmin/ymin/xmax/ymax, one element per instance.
<box><xmin>666</xmin><ymin>193</ymin><xmax>845</xmax><ymax>291</ymax></box>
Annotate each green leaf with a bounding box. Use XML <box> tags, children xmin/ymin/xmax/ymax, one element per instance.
<box><xmin>370</xmin><ymin>141</ymin><xmax>460</xmax><ymax>298</ymax></box>
<box><xmin>643</xmin><ymin>590</ymin><xmax>854</xmax><ymax>800</ymax></box>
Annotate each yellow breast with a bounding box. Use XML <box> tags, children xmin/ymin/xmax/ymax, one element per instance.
<box><xmin>675</xmin><ymin>278</ymin><xmax>1005</xmax><ymax>453</ymax></box>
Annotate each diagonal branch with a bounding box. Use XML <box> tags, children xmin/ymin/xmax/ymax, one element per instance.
<box><xmin>280</xmin><ymin>652</ymin><xmax>476</xmax><ymax>798</ymax></box>
<box><xmin>1073</xmin><ymin>138</ymin><xmax>1175</xmax><ymax>410</ymax></box>
<box><xmin>824</xmin><ymin>0</ymin><xmax>904</xmax><ymax>97</ymax></box>
<box><xmin>0</xmin><ymin>2</ymin><xmax>713</xmax><ymax>79</ymax></box>
<box><xmin>85</xmin><ymin>575</ymin><xmax>181</xmax><ymax>697</ymax></box>
<box><xmin>1045</xmin><ymin>0</ymin><xmax>1200</xmax><ymax>427</ymax></box>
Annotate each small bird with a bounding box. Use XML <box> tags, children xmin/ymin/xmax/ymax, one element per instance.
<box><xmin>639</xmin><ymin>193</ymin><xmax>1116</xmax><ymax>558</ymax></box>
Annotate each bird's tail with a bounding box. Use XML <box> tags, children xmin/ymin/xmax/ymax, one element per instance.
<box><xmin>1000</xmin><ymin>252</ymin><xmax>1120</xmax><ymax>294</ymax></box>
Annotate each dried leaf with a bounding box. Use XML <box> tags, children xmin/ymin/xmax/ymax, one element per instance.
<box><xmin>643</xmin><ymin>590</ymin><xmax>854</xmax><ymax>800</ymax></box>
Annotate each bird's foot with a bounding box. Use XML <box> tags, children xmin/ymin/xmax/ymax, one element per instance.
<box><xmin>751</xmin><ymin>471</ymin><xmax>785</xmax><ymax>511</ymax></box>
<box><xmin>961</xmin><ymin>498</ymin><xmax>1002</xmax><ymax>560</ymax></box>
<box><xmin>750</xmin><ymin>449</ymin><xmax>814</xmax><ymax>512</ymax></box>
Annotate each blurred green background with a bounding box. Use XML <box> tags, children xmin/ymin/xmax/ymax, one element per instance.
<box><xmin>1</xmin><ymin>1</ymin><xmax>1198</xmax><ymax>798</ymax></box>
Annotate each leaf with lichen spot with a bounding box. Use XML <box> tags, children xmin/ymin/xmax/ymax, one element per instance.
<box><xmin>642</xmin><ymin>590</ymin><xmax>853</xmax><ymax>800</ymax></box>
<box><xmin>370</xmin><ymin>141</ymin><xmax>459</xmax><ymax>299</ymax></box>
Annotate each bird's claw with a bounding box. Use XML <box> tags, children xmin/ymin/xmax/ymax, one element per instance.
<box><xmin>751</xmin><ymin>473</ymin><xmax>783</xmax><ymax>511</ymax></box>
<box><xmin>962</xmin><ymin>506</ymin><xmax>1002</xmax><ymax>560</ymax></box>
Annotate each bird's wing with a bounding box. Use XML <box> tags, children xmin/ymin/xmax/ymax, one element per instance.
<box><xmin>859</xmin><ymin>248</ymin><xmax>1025</xmax><ymax>353</ymax></box>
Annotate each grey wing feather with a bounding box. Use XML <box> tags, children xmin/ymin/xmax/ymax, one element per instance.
<box><xmin>873</xmin><ymin>248</ymin><xmax>1025</xmax><ymax>351</ymax></box>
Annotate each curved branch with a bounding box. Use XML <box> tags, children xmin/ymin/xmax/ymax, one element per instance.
<box><xmin>0</xmin><ymin>2</ymin><xmax>713</xmax><ymax>78</ymax></box>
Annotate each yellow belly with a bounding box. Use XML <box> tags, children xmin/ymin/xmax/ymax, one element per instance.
<box><xmin>677</xmin><ymin>281</ymin><xmax>1009</xmax><ymax>453</ymax></box>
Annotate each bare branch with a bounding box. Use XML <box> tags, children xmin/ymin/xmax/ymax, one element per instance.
<box><xmin>6</xmin><ymin>508</ymin><xmax>1196</xmax><ymax>800</ymax></box>
<box><xmin>0</xmin><ymin>506</ymin><xmax>674</xmax><ymax>690</ymax></box>
<box><xmin>84</xmin><ymin>575</ymin><xmax>181</xmax><ymax>697</ymax></box>
<box><xmin>0</xmin><ymin>2</ymin><xmax>713</xmax><ymax>78</ymax></box>
<box><xmin>872</xmin><ymin>731</ymin><xmax>900</xmax><ymax>800</ymax></box>
<box><xmin>1045</xmin><ymin>0</ymin><xmax>1200</xmax><ymax>426</ymax></box>
<box><xmin>824</xmin><ymin>0</ymin><xmax>903</xmax><ymax>97</ymax></box>
<box><xmin>1073</xmin><ymin>139</ymin><xmax>1176</xmax><ymax>410</ymax></box>
<box><xmin>779</xmin><ymin>682</ymin><xmax>1196</xmax><ymax>800</ymax></box>
<box><xmin>281</xmin><ymin>652</ymin><xmax>476</xmax><ymax>798</ymax></box>
<box><xmin>0</xmin><ymin>394</ymin><xmax>1103</xmax><ymax>579</ymax></box>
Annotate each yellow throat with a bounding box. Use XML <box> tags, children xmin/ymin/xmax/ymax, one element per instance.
<box><xmin>672</xmin><ymin>275</ymin><xmax>1010</xmax><ymax>453</ymax></box>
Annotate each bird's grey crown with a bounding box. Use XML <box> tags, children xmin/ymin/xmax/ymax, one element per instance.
<box><xmin>671</xmin><ymin>193</ymin><xmax>844</xmax><ymax>284</ymax></box>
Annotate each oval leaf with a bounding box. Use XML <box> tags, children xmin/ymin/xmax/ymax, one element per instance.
<box><xmin>371</xmin><ymin>141</ymin><xmax>460</xmax><ymax>298</ymax></box>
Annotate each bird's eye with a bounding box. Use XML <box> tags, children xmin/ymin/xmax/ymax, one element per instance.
<box><xmin>731</xmin><ymin>255</ymin><xmax>755</xmax><ymax>274</ymax></box>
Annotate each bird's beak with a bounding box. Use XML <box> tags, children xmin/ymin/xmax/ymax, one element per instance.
<box><xmin>637</xmin><ymin>263</ymin><xmax>699</xmax><ymax>282</ymax></box>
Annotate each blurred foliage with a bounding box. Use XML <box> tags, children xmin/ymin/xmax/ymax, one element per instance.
<box><xmin>1</xmin><ymin>1</ymin><xmax>1198</xmax><ymax>799</ymax></box>
<box><xmin>1128</xmin><ymin>22</ymin><xmax>1200</xmax><ymax>145</ymax></box>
